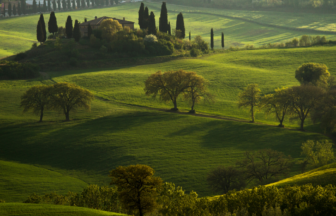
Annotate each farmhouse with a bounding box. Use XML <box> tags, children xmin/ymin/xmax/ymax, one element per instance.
<box><xmin>80</xmin><ymin>16</ymin><xmax>135</xmax><ymax>37</ymax></box>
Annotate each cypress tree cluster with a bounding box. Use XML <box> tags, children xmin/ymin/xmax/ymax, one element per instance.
<box><xmin>65</xmin><ymin>15</ymin><xmax>73</xmax><ymax>38</ymax></box>
<box><xmin>39</xmin><ymin>14</ymin><xmax>47</xmax><ymax>42</ymax></box>
<box><xmin>159</xmin><ymin>2</ymin><xmax>168</xmax><ymax>33</ymax></box>
<box><xmin>148</xmin><ymin>11</ymin><xmax>156</xmax><ymax>35</ymax></box>
<box><xmin>73</xmin><ymin>20</ymin><xmax>81</xmax><ymax>42</ymax></box>
<box><xmin>221</xmin><ymin>32</ymin><xmax>224</xmax><ymax>49</ymax></box>
<box><xmin>33</xmin><ymin>0</ymin><xmax>37</xmax><ymax>13</ymax></box>
<box><xmin>8</xmin><ymin>2</ymin><xmax>12</xmax><ymax>17</ymax></box>
<box><xmin>48</xmin><ymin>11</ymin><xmax>58</xmax><ymax>36</ymax></box>
<box><xmin>176</xmin><ymin>12</ymin><xmax>185</xmax><ymax>38</ymax></box>
<box><xmin>37</xmin><ymin>20</ymin><xmax>45</xmax><ymax>44</ymax></box>
<box><xmin>211</xmin><ymin>28</ymin><xmax>214</xmax><ymax>50</ymax></box>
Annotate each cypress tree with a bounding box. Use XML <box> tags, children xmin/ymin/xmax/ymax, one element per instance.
<box><xmin>211</xmin><ymin>28</ymin><xmax>214</xmax><ymax>50</ymax></box>
<box><xmin>221</xmin><ymin>32</ymin><xmax>224</xmax><ymax>49</ymax></box>
<box><xmin>43</xmin><ymin>0</ymin><xmax>46</xmax><ymax>11</ymax></box>
<box><xmin>39</xmin><ymin>14</ymin><xmax>47</xmax><ymax>42</ymax></box>
<box><xmin>48</xmin><ymin>0</ymin><xmax>51</xmax><ymax>11</ymax></box>
<box><xmin>189</xmin><ymin>31</ymin><xmax>191</xmax><ymax>41</ymax></box>
<box><xmin>105</xmin><ymin>0</ymin><xmax>108</xmax><ymax>6</ymax></box>
<box><xmin>33</xmin><ymin>0</ymin><xmax>37</xmax><ymax>13</ymax></box>
<box><xmin>8</xmin><ymin>2</ymin><xmax>12</xmax><ymax>17</ymax></box>
<box><xmin>18</xmin><ymin>3</ymin><xmax>21</xmax><ymax>15</ymax></box>
<box><xmin>37</xmin><ymin>20</ymin><xmax>45</xmax><ymax>44</ymax></box>
<box><xmin>53</xmin><ymin>0</ymin><xmax>56</xmax><ymax>10</ymax></box>
<box><xmin>48</xmin><ymin>11</ymin><xmax>58</xmax><ymax>35</ymax></box>
<box><xmin>159</xmin><ymin>2</ymin><xmax>168</xmax><ymax>33</ymax></box>
<box><xmin>138</xmin><ymin>2</ymin><xmax>144</xmax><ymax>29</ymax></box>
<box><xmin>88</xmin><ymin>23</ymin><xmax>92</xmax><ymax>38</ymax></box>
<box><xmin>148</xmin><ymin>11</ymin><xmax>156</xmax><ymax>35</ymax></box>
<box><xmin>58</xmin><ymin>0</ymin><xmax>61</xmax><ymax>10</ymax></box>
<box><xmin>73</xmin><ymin>20</ymin><xmax>80</xmax><ymax>42</ymax></box>
<box><xmin>176</xmin><ymin>12</ymin><xmax>185</xmax><ymax>38</ymax></box>
<box><xmin>65</xmin><ymin>15</ymin><xmax>73</xmax><ymax>38</ymax></box>
<box><xmin>143</xmin><ymin>6</ymin><xmax>149</xmax><ymax>29</ymax></box>
<box><xmin>115</xmin><ymin>0</ymin><xmax>118</xmax><ymax>4</ymax></box>
<box><xmin>168</xmin><ymin>22</ymin><xmax>171</xmax><ymax>35</ymax></box>
<box><xmin>13</xmin><ymin>4</ymin><xmax>17</xmax><ymax>16</ymax></box>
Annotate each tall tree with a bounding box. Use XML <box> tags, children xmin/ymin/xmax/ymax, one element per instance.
<box><xmin>138</xmin><ymin>2</ymin><xmax>145</xmax><ymax>29</ymax></box>
<box><xmin>18</xmin><ymin>2</ymin><xmax>22</xmax><ymax>15</ymax></box>
<box><xmin>13</xmin><ymin>4</ymin><xmax>17</xmax><ymax>16</ymax></box>
<box><xmin>88</xmin><ymin>23</ymin><xmax>93</xmax><ymax>38</ymax></box>
<box><xmin>72</xmin><ymin>0</ymin><xmax>75</xmax><ymax>9</ymax></box>
<box><xmin>238</xmin><ymin>84</ymin><xmax>261</xmax><ymax>123</ymax></box>
<box><xmin>221</xmin><ymin>32</ymin><xmax>224</xmax><ymax>49</ymax></box>
<box><xmin>67</xmin><ymin>0</ymin><xmax>71</xmax><ymax>9</ymax></box>
<box><xmin>65</xmin><ymin>15</ymin><xmax>73</xmax><ymax>38</ymax></box>
<box><xmin>48</xmin><ymin>11</ymin><xmax>58</xmax><ymax>36</ymax></box>
<box><xmin>109</xmin><ymin>165</ymin><xmax>163</xmax><ymax>216</ymax></box>
<box><xmin>38</xmin><ymin>1</ymin><xmax>41</xmax><ymax>12</ymax></box>
<box><xmin>33</xmin><ymin>0</ymin><xmax>37</xmax><ymax>13</ymax></box>
<box><xmin>143</xmin><ymin>6</ymin><xmax>149</xmax><ymax>29</ymax></box>
<box><xmin>189</xmin><ymin>31</ymin><xmax>191</xmax><ymax>41</ymax></box>
<box><xmin>73</xmin><ymin>19</ymin><xmax>81</xmax><ymax>42</ymax></box>
<box><xmin>148</xmin><ymin>11</ymin><xmax>156</xmax><ymax>35</ymax></box>
<box><xmin>176</xmin><ymin>12</ymin><xmax>185</xmax><ymax>38</ymax></box>
<box><xmin>48</xmin><ymin>0</ymin><xmax>51</xmax><ymax>11</ymax></box>
<box><xmin>2</xmin><ymin>3</ymin><xmax>5</xmax><ymax>17</ymax></box>
<box><xmin>91</xmin><ymin>0</ymin><xmax>94</xmax><ymax>7</ymax></box>
<box><xmin>159</xmin><ymin>2</ymin><xmax>168</xmax><ymax>33</ymax></box>
<box><xmin>210</xmin><ymin>28</ymin><xmax>214</xmax><ymax>50</ymax></box>
<box><xmin>37</xmin><ymin>20</ymin><xmax>45</xmax><ymax>44</ymax></box>
<box><xmin>43</xmin><ymin>0</ymin><xmax>47</xmax><ymax>11</ymax></box>
<box><xmin>8</xmin><ymin>2</ymin><xmax>12</xmax><ymax>17</ymax></box>
<box><xmin>62</xmin><ymin>0</ymin><xmax>66</xmax><ymax>9</ymax></box>
<box><xmin>86</xmin><ymin>0</ymin><xmax>90</xmax><ymax>7</ymax></box>
<box><xmin>77</xmin><ymin>0</ymin><xmax>80</xmax><ymax>8</ymax></box>
<box><xmin>39</xmin><ymin>13</ymin><xmax>47</xmax><ymax>42</ymax></box>
<box><xmin>168</xmin><ymin>22</ymin><xmax>171</xmax><ymax>35</ymax></box>
<box><xmin>82</xmin><ymin>0</ymin><xmax>85</xmax><ymax>7</ymax></box>
<box><xmin>53</xmin><ymin>0</ymin><xmax>56</xmax><ymax>10</ymax></box>
<box><xmin>57</xmin><ymin>0</ymin><xmax>61</xmax><ymax>10</ymax></box>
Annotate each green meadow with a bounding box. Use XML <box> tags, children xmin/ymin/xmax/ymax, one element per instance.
<box><xmin>1</xmin><ymin>2</ymin><xmax>336</xmax><ymax>57</ymax></box>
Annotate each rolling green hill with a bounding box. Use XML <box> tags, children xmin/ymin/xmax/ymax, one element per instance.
<box><xmin>1</xmin><ymin>2</ymin><xmax>336</xmax><ymax>58</ymax></box>
<box><xmin>0</xmin><ymin>203</ymin><xmax>125</xmax><ymax>216</ymax></box>
<box><xmin>267</xmin><ymin>163</ymin><xmax>336</xmax><ymax>188</ymax></box>
<box><xmin>0</xmin><ymin>160</ymin><xmax>88</xmax><ymax>202</ymax></box>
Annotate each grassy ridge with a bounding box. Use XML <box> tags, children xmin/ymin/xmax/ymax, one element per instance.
<box><xmin>1</xmin><ymin>2</ymin><xmax>336</xmax><ymax>57</ymax></box>
<box><xmin>0</xmin><ymin>203</ymin><xmax>125</xmax><ymax>216</ymax></box>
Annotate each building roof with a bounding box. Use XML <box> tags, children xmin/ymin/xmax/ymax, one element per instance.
<box><xmin>80</xmin><ymin>16</ymin><xmax>134</xmax><ymax>26</ymax></box>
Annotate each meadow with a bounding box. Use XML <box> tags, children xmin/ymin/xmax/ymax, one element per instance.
<box><xmin>1</xmin><ymin>2</ymin><xmax>336</xmax><ymax>57</ymax></box>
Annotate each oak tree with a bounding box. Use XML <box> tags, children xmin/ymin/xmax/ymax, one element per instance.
<box><xmin>295</xmin><ymin>63</ymin><xmax>330</xmax><ymax>88</ymax></box>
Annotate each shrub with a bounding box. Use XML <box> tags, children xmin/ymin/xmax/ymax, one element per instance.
<box><xmin>245</xmin><ymin>44</ymin><xmax>254</xmax><ymax>50</ymax></box>
<box><xmin>31</xmin><ymin>43</ymin><xmax>38</xmax><ymax>49</ymax></box>
<box><xmin>190</xmin><ymin>48</ymin><xmax>201</xmax><ymax>57</ymax></box>
<box><xmin>193</xmin><ymin>35</ymin><xmax>209</xmax><ymax>52</ymax></box>
<box><xmin>144</xmin><ymin>34</ymin><xmax>158</xmax><ymax>43</ymax></box>
<box><xmin>48</xmin><ymin>35</ymin><xmax>54</xmax><ymax>39</ymax></box>
<box><xmin>0</xmin><ymin>199</ymin><xmax>5</xmax><ymax>203</ymax></box>
<box><xmin>0</xmin><ymin>61</ymin><xmax>39</xmax><ymax>80</ymax></box>
<box><xmin>14</xmin><ymin>52</ymin><xmax>27</xmax><ymax>61</ymax></box>
<box><xmin>292</xmin><ymin>38</ymin><xmax>299</xmax><ymax>47</ymax></box>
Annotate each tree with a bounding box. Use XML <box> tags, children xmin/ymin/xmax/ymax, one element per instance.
<box><xmin>176</xmin><ymin>12</ymin><xmax>185</xmax><ymax>38</ymax></box>
<box><xmin>82</xmin><ymin>0</ymin><xmax>85</xmax><ymax>8</ymax></box>
<box><xmin>73</xmin><ymin>19</ymin><xmax>81</xmax><ymax>42</ymax></box>
<box><xmin>36</xmin><ymin>20</ymin><xmax>45</xmax><ymax>44</ymax></box>
<box><xmin>238</xmin><ymin>84</ymin><xmax>261</xmax><ymax>123</ymax></box>
<box><xmin>301</xmin><ymin>140</ymin><xmax>334</xmax><ymax>166</ymax></box>
<box><xmin>20</xmin><ymin>85</ymin><xmax>52</xmax><ymax>122</ymax></box>
<box><xmin>109</xmin><ymin>165</ymin><xmax>162</xmax><ymax>216</ymax></box>
<box><xmin>148</xmin><ymin>11</ymin><xmax>156</xmax><ymax>35</ymax></box>
<box><xmin>143</xmin><ymin>6</ymin><xmax>149</xmax><ymax>29</ymax></box>
<box><xmin>53</xmin><ymin>0</ymin><xmax>56</xmax><ymax>10</ymax></box>
<box><xmin>207</xmin><ymin>166</ymin><xmax>246</xmax><ymax>194</ymax></box>
<box><xmin>86</xmin><ymin>0</ymin><xmax>90</xmax><ymax>7</ymax></box>
<box><xmin>18</xmin><ymin>3</ymin><xmax>21</xmax><ymax>15</ymax></box>
<box><xmin>58</xmin><ymin>0</ymin><xmax>61</xmax><ymax>10</ymax></box>
<box><xmin>62</xmin><ymin>0</ymin><xmax>66</xmax><ymax>9</ymax></box>
<box><xmin>138</xmin><ymin>2</ymin><xmax>145</xmax><ymax>29</ymax></box>
<box><xmin>236</xmin><ymin>149</ymin><xmax>292</xmax><ymax>183</ymax></box>
<box><xmin>38</xmin><ymin>1</ymin><xmax>41</xmax><ymax>12</ymax></box>
<box><xmin>8</xmin><ymin>2</ymin><xmax>11</xmax><ymax>17</ymax></box>
<box><xmin>48</xmin><ymin>0</ymin><xmax>51</xmax><ymax>11</ymax></box>
<box><xmin>77</xmin><ymin>0</ymin><xmax>80</xmax><ymax>8</ymax></box>
<box><xmin>88</xmin><ymin>23</ymin><xmax>93</xmax><ymax>38</ymax></box>
<box><xmin>91</xmin><ymin>0</ymin><xmax>94</xmax><ymax>7</ymax></box>
<box><xmin>159</xmin><ymin>2</ymin><xmax>168</xmax><ymax>33</ymax></box>
<box><xmin>221</xmin><ymin>32</ymin><xmax>224</xmax><ymax>49</ymax></box>
<box><xmin>43</xmin><ymin>0</ymin><xmax>47</xmax><ymax>11</ymax></box>
<box><xmin>21</xmin><ymin>0</ymin><xmax>26</xmax><ymax>14</ymax></box>
<box><xmin>99</xmin><ymin>18</ymin><xmax>122</xmax><ymax>41</ymax></box>
<box><xmin>72</xmin><ymin>0</ymin><xmax>75</xmax><ymax>9</ymax></box>
<box><xmin>261</xmin><ymin>87</ymin><xmax>291</xmax><ymax>127</ymax></box>
<box><xmin>168</xmin><ymin>22</ymin><xmax>171</xmax><ymax>35</ymax></box>
<box><xmin>145</xmin><ymin>70</ymin><xmax>197</xmax><ymax>111</ymax></box>
<box><xmin>189</xmin><ymin>31</ymin><xmax>191</xmax><ymax>41</ymax></box>
<box><xmin>210</xmin><ymin>28</ymin><xmax>214</xmax><ymax>50</ymax></box>
<box><xmin>295</xmin><ymin>63</ymin><xmax>330</xmax><ymax>88</ymax></box>
<box><xmin>13</xmin><ymin>4</ymin><xmax>17</xmax><ymax>16</ymax></box>
<box><xmin>48</xmin><ymin>11</ymin><xmax>58</xmax><ymax>36</ymax></box>
<box><xmin>33</xmin><ymin>0</ymin><xmax>37</xmax><ymax>12</ymax></box>
<box><xmin>287</xmin><ymin>85</ymin><xmax>324</xmax><ymax>130</ymax></box>
<box><xmin>65</xmin><ymin>15</ymin><xmax>73</xmax><ymax>38</ymax></box>
<box><xmin>50</xmin><ymin>82</ymin><xmax>94</xmax><ymax>121</ymax></box>
<box><xmin>39</xmin><ymin>13</ymin><xmax>47</xmax><ymax>42</ymax></box>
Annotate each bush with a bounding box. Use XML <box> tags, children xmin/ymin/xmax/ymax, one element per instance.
<box><xmin>0</xmin><ymin>61</ymin><xmax>39</xmax><ymax>80</ymax></box>
<box><xmin>190</xmin><ymin>48</ymin><xmax>201</xmax><ymax>57</ymax></box>
<box><xmin>32</xmin><ymin>43</ymin><xmax>38</xmax><ymax>49</ymax></box>
<box><xmin>14</xmin><ymin>52</ymin><xmax>27</xmax><ymax>61</ymax></box>
<box><xmin>193</xmin><ymin>36</ymin><xmax>209</xmax><ymax>53</ymax></box>
<box><xmin>144</xmin><ymin>34</ymin><xmax>158</xmax><ymax>43</ymax></box>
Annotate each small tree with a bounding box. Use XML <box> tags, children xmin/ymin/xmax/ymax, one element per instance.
<box><xmin>159</xmin><ymin>2</ymin><xmax>168</xmax><ymax>33</ymax></box>
<box><xmin>238</xmin><ymin>84</ymin><xmax>261</xmax><ymax>123</ymax></box>
<box><xmin>73</xmin><ymin>19</ymin><xmax>81</xmax><ymax>42</ymax></box>
<box><xmin>295</xmin><ymin>63</ymin><xmax>330</xmax><ymax>88</ymax></box>
<box><xmin>207</xmin><ymin>166</ymin><xmax>246</xmax><ymax>194</ymax></box>
<box><xmin>301</xmin><ymin>140</ymin><xmax>334</xmax><ymax>166</ymax></box>
<box><xmin>99</xmin><ymin>18</ymin><xmax>122</xmax><ymax>41</ymax></box>
<box><xmin>20</xmin><ymin>85</ymin><xmax>52</xmax><ymax>122</ymax></box>
<box><xmin>50</xmin><ymin>82</ymin><xmax>94</xmax><ymax>121</ymax></box>
<box><xmin>176</xmin><ymin>12</ymin><xmax>185</xmax><ymax>38</ymax></box>
<box><xmin>109</xmin><ymin>165</ymin><xmax>162</xmax><ymax>216</ymax></box>
<box><xmin>65</xmin><ymin>15</ymin><xmax>73</xmax><ymax>38</ymax></box>
<box><xmin>210</xmin><ymin>28</ymin><xmax>214</xmax><ymax>50</ymax></box>
<box><xmin>37</xmin><ymin>20</ymin><xmax>45</xmax><ymax>44</ymax></box>
<box><xmin>148</xmin><ymin>11</ymin><xmax>156</xmax><ymax>35</ymax></box>
<box><xmin>48</xmin><ymin>11</ymin><xmax>58</xmax><ymax>36</ymax></box>
<box><xmin>221</xmin><ymin>32</ymin><xmax>224</xmax><ymax>49</ymax></box>
<box><xmin>39</xmin><ymin>14</ymin><xmax>47</xmax><ymax>42</ymax></box>
<box><xmin>236</xmin><ymin>149</ymin><xmax>292</xmax><ymax>183</ymax></box>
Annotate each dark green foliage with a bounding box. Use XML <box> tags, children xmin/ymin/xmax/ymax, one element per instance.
<box><xmin>18</xmin><ymin>3</ymin><xmax>21</xmax><ymax>15</ymax></box>
<box><xmin>190</xmin><ymin>48</ymin><xmax>201</xmax><ymax>57</ymax></box>
<box><xmin>143</xmin><ymin>6</ymin><xmax>149</xmax><ymax>29</ymax></box>
<box><xmin>189</xmin><ymin>31</ymin><xmax>191</xmax><ymax>41</ymax></box>
<box><xmin>138</xmin><ymin>2</ymin><xmax>145</xmax><ymax>29</ymax></box>
<box><xmin>48</xmin><ymin>0</ymin><xmax>51</xmax><ymax>11</ymax></box>
<box><xmin>65</xmin><ymin>15</ymin><xmax>73</xmax><ymax>38</ymax></box>
<box><xmin>159</xmin><ymin>2</ymin><xmax>168</xmax><ymax>33</ymax></box>
<box><xmin>48</xmin><ymin>12</ymin><xmax>58</xmax><ymax>35</ymax></box>
<box><xmin>176</xmin><ymin>12</ymin><xmax>185</xmax><ymax>38</ymax></box>
<box><xmin>72</xmin><ymin>0</ymin><xmax>75</xmax><ymax>9</ymax></box>
<box><xmin>8</xmin><ymin>2</ymin><xmax>12</xmax><ymax>17</ymax></box>
<box><xmin>73</xmin><ymin>20</ymin><xmax>81</xmax><ymax>42</ymax></box>
<box><xmin>148</xmin><ymin>11</ymin><xmax>156</xmax><ymax>35</ymax></box>
<box><xmin>57</xmin><ymin>0</ymin><xmax>61</xmax><ymax>10</ymax></box>
<box><xmin>37</xmin><ymin>20</ymin><xmax>45</xmax><ymax>44</ymax></box>
<box><xmin>0</xmin><ymin>61</ymin><xmax>39</xmax><ymax>80</ymax></box>
<box><xmin>91</xmin><ymin>0</ymin><xmax>94</xmax><ymax>7</ymax></box>
<box><xmin>43</xmin><ymin>0</ymin><xmax>46</xmax><ymax>11</ymax></box>
<box><xmin>221</xmin><ymin>32</ymin><xmax>224</xmax><ymax>48</ymax></box>
<box><xmin>53</xmin><ymin>0</ymin><xmax>56</xmax><ymax>10</ymax></box>
<box><xmin>14</xmin><ymin>52</ymin><xmax>27</xmax><ymax>61</ymax></box>
<box><xmin>88</xmin><ymin>24</ymin><xmax>93</xmax><ymax>38</ymax></box>
<box><xmin>21</xmin><ymin>0</ymin><xmax>26</xmax><ymax>14</ymax></box>
<box><xmin>168</xmin><ymin>22</ymin><xmax>171</xmax><ymax>35</ymax></box>
<box><xmin>92</xmin><ymin>29</ymin><xmax>102</xmax><ymax>39</ymax></box>
<box><xmin>33</xmin><ymin>0</ymin><xmax>37</xmax><ymax>12</ymax></box>
<box><xmin>38</xmin><ymin>1</ymin><xmax>41</xmax><ymax>12</ymax></box>
<box><xmin>86</xmin><ymin>0</ymin><xmax>90</xmax><ymax>7</ymax></box>
<box><xmin>13</xmin><ymin>4</ymin><xmax>16</xmax><ymax>16</ymax></box>
<box><xmin>211</xmin><ymin>28</ymin><xmax>214</xmax><ymax>50</ymax></box>
<box><xmin>67</xmin><ymin>0</ymin><xmax>71</xmax><ymax>9</ymax></box>
<box><xmin>39</xmin><ymin>14</ymin><xmax>47</xmax><ymax>42</ymax></box>
<box><xmin>82</xmin><ymin>0</ymin><xmax>85</xmax><ymax>7</ymax></box>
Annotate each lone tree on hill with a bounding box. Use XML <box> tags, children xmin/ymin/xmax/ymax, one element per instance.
<box><xmin>148</xmin><ymin>11</ymin><xmax>156</xmax><ymax>35</ymax></box>
<box><xmin>36</xmin><ymin>20</ymin><xmax>45</xmax><ymax>44</ymax></box>
<box><xmin>295</xmin><ymin>63</ymin><xmax>330</xmax><ymax>88</ymax></box>
<box><xmin>20</xmin><ymin>85</ymin><xmax>53</xmax><ymax>122</ymax></box>
<box><xmin>210</xmin><ymin>28</ymin><xmax>214</xmax><ymax>50</ymax></box>
<box><xmin>50</xmin><ymin>82</ymin><xmax>94</xmax><ymax>121</ymax></box>
<box><xmin>73</xmin><ymin>19</ymin><xmax>81</xmax><ymax>42</ymax></box>
<box><xmin>39</xmin><ymin>14</ymin><xmax>47</xmax><ymax>42</ymax></box>
<box><xmin>33</xmin><ymin>0</ymin><xmax>37</xmax><ymax>12</ymax></box>
<box><xmin>13</xmin><ymin>5</ymin><xmax>17</xmax><ymax>16</ymax></box>
<box><xmin>138</xmin><ymin>2</ymin><xmax>145</xmax><ymax>29</ymax></box>
<box><xmin>48</xmin><ymin>11</ymin><xmax>58</xmax><ymax>36</ymax></box>
<box><xmin>143</xmin><ymin>6</ymin><xmax>149</xmax><ymax>29</ymax></box>
<box><xmin>221</xmin><ymin>32</ymin><xmax>224</xmax><ymax>49</ymax></box>
<box><xmin>176</xmin><ymin>12</ymin><xmax>185</xmax><ymax>38</ymax></box>
<box><xmin>8</xmin><ymin>2</ymin><xmax>12</xmax><ymax>17</ymax></box>
<box><xmin>238</xmin><ymin>84</ymin><xmax>261</xmax><ymax>123</ymax></box>
<box><xmin>159</xmin><ymin>2</ymin><xmax>168</xmax><ymax>33</ymax></box>
<box><xmin>109</xmin><ymin>165</ymin><xmax>162</xmax><ymax>216</ymax></box>
<box><xmin>65</xmin><ymin>15</ymin><xmax>73</xmax><ymax>38</ymax></box>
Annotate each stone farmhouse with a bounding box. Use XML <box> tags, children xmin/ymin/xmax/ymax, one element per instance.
<box><xmin>80</xmin><ymin>16</ymin><xmax>135</xmax><ymax>37</ymax></box>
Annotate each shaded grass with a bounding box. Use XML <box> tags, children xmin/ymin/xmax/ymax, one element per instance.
<box><xmin>0</xmin><ymin>203</ymin><xmax>125</xmax><ymax>216</ymax></box>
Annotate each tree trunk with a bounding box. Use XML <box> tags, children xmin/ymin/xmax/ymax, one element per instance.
<box><xmin>65</xmin><ymin>111</ymin><xmax>70</xmax><ymax>121</ymax></box>
<box><xmin>278</xmin><ymin>119</ymin><xmax>284</xmax><ymax>127</ymax></box>
<box><xmin>39</xmin><ymin>106</ymin><xmax>44</xmax><ymax>122</ymax></box>
<box><xmin>300</xmin><ymin>119</ymin><xmax>304</xmax><ymax>130</ymax></box>
<box><xmin>251</xmin><ymin>105</ymin><xmax>255</xmax><ymax>123</ymax></box>
<box><xmin>139</xmin><ymin>208</ymin><xmax>143</xmax><ymax>216</ymax></box>
<box><xmin>171</xmin><ymin>99</ymin><xmax>178</xmax><ymax>111</ymax></box>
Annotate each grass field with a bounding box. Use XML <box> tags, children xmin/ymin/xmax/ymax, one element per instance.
<box><xmin>0</xmin><ymin>203</ymin><xmax>125</xmax><ymax>216</ymax></box>
<box><xmin>1</xmin><ymin>2</ymin><xmax>336</xmax><ymax>58</ymax></box>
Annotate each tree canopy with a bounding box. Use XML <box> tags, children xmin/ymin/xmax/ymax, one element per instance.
<box><xmin>65</xmin><ymin>15</ymin><xmax>73</xmax><ymax>38</ymax></box>
<box><xmin>176</xmin><ymin>13</ymin><xmax>185</xmax><ymax>38</ymax></box>
<box><xmin>148</xmin><ymin>11</ymin><xmax>156</xmax><ymax>35</ymax></box>
<box><xmin>159</xmin><ymin>2</ymin><xmax>168</xmax><ymax>33</ymax></box>
<box><xmin>295</xmin><ymin>63</ymin><xmax>330</xmax><ymax>87</ymax></box>
<box><xmin>48</xmin><ymin>11</ymin><xmax>58</xmax><ymax>36</ymax></box>
<box><xmin>73</xmin><ymin>19</ymin><xmax>81</xmax><ymax>42</ymax></box>
<box><xmin>99</xmin><ymin>18</ymin><xmax>123</xmax><ymax>41</ymax></box>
